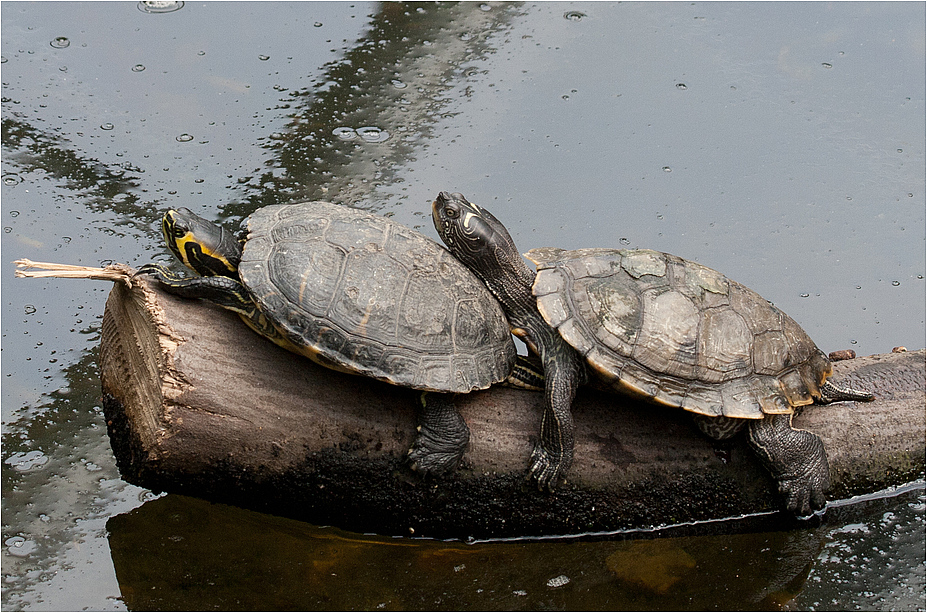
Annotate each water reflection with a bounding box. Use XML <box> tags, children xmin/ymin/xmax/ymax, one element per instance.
<box><xmin>106</xmin><ymin>488</ymin><xmax>924</xmax><ymax>611</ymax></box>
<box><xmin>230</xmin><ymin>2</ymin><xmax>522</xmax><ymax>216</ymax></box>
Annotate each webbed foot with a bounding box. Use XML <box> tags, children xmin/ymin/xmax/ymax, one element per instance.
<box><xmin>747</xmin><ymin>414</ymin><xmax>829</xmax><ymax>516</ymax></box>
<box><xmin>526</xmin><ymin>443</ymin><xmax>570</xmax><ymax>492</ymax></box>
<box><xmin>407</xmin><ymin>393</ymin><xmax>469</xmax><ymax>476</ymax></box>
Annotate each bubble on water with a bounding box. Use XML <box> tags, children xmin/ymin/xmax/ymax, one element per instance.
<box><xmin>132</xmin><ymin>64</ymin><xmax>146</xmax><ymax>72</ymax></box>
<box><xmin>662</xmin><ymin>166</ymin><xmax>672</xmax><ymax>172</ymax></box>
<box><xmin>176</xmin><ymin>133</ymin><xmax>194</xmax><ymax>142</ymax></box>
<box><xmin>59</xmin><ymin>65</ymin><xmax>68</xmax><ymax>72</ymax></box>
<box><xmin>333</xmin><ymin>127</ymin><xmax>356</xmax><ymax>140</ymax></box>
<box><xmin>547</xmin><ymin>574</ymin><xmax>570</xmax><ymax>588</ymax></box>
<box><xmin>5</xmin><ymin>450</ymin><xmax>49</xmax><ymax>471</ymax></box>
<box><xmin>1</xmin><ymin>57</ymin><xmax>7</xmax><ymax>64</ymax></box>
<box><xmin>822</xmin><ymin>62</ymin><xmax>833</xmax><ymax>69</ymax></box>
<box><xmin>313</xmin><ymin>21</ymin><xmax>323</xmax><ymax>27</ymax></box>
<box><xmin>138</xmin><ymin>1</ymin><xmax>184</xmax><ymax>14</ymax></box>
<box><xmin>391</xmin><ymin>79</ymin><xmax>407</xmax><ymax>89</ymax></box>
<box><xmin>619</xmin><ymin>237</ymin><xmax>631</xmax><ymax>245</ymax></box>
<box><xmin>800</xmin><ymin>292</ymin><xmax>810</xmax><ymax>298</ymax></box>
<box><xmin>676</xmin><ymin>82</ymin><xmax>688</xmax><ymax>90</ymax></box>
<box><xmin>563</xmin><ymin>11</ymin><xmax>586</xmax><ymax>21</ymax></box>
<box><xmin>24</xmin><ymin>305</ymin><xmax>36</xmax><ymax>315</ymax></box>
<box><xmin>356</xmin><ymin>126</ymin><xmax>390</xmax><ymax>143</ymax></box>
<box><xmin>892</xmin><ymin>280</ymin><xmax>900</xmax><ymax>286</ymax></box>
<box><xmin>194</xmin><ymin>178</ymin><xmax>205</xmax><ymax>184</ymax></box>
<box><xmin>897</xmin><ymin>148</ymin><xmax>903</xmax><ymax>153</ymax></box>
<box><xmin>50</xmin><ymin>36</ymin><xmax>70</xmax><ymax>49</ymax></box>
<box><xmin>258</xmin><ymin>54</ymin><xmax>270</xmax><ymax>61</ymax></box>
<box><xmin>3</xmin><ymin>173</ymin><xmax>22</xmax><ymax>186</ymax></box>
<box><xmin>100</xmin><ymin>123</ymin><xmax>114</xmax><ymax>131</ymax></box>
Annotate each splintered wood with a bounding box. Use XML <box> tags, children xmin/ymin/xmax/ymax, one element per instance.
<box><xmin>14</xmin><ymin>259</ymin><xmax>136</xmax><ymax>286</ymax></box>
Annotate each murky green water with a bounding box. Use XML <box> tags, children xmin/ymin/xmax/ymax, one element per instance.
<box><xmin>2</xmin><ymin>2</ymin><xmax>924</xmax><ymax>610</ymax></box>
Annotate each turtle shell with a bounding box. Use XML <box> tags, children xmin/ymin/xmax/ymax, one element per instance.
<box><xmin>527</xmin><ymin>247</ymin><xmax>832</xmax><ymax>419</ymax></box>
<box><xmin>238</xmin><ymin>201</ymin><xmax>516</xmax><ymax>393</ymax></box>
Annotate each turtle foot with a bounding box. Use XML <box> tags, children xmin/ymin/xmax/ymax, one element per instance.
<box><xmin>525</xmin><ymin>444</ymin><xmax>569</xmax><ymax>492</ymax></box>
<box><xmin>747</xmin><ymin>413</ymin><xmax>830</xmax><ymax>516</ymax></box>
<box><xmin>777</xmin><ymin>470</ymin><xmax>828</xmax><ymax>516</ymax></box>
<box><xmin>407</xmin><ymin>394</ymin><xmax>469</xmax><ymax>476</ymax></box>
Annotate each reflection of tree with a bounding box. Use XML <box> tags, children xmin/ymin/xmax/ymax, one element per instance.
<box><xmin>228</xmin><ymin>2</ymin><xmax>521</xmax><ymax>218</ymax></box>
<box><xmin>1</xmin><ymin>346</ymin><xmax>138</xmax><ymax>606</ymax></box>
<box><xmin>1</xmin><ymin>116</ymin><xmax>151</xmax><ymax>228</ymax></box>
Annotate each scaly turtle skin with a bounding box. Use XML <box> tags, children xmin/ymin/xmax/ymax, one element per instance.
<box><xmin>137</xmin><ymin>201</ymin><xmax>519</xmax><ymax>475</ymax></box>
<box><xmin>432</xmin><ymin>192</ymin><xmax>874</xmax><ymax>515</ymax></box>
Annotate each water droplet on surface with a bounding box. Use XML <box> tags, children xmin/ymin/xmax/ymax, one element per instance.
<box><xmin>175</xmin><ymin>133</ymin><xmax>193</xmax><ymax>142</ymax></box>
<box><xmin>897</xmin><ymin>148</ymin><xmax>903</xmax><ymax>153</ymax></box>
<box><xmin>391</xmin><ymin>79</ymin><xmax>407</xmax><ymax>89</ymax></box>
<box><xmin>479</xmin><ymin>3</ymin><xmax>491</xmax><ymax>11</ymax></box>
<box><xmin>132</xmin><ymin>64</ymin><xmax>146</xmax><ymax>72</ymax></box>
<box><xmin>619</xmin><ymin>237</ymin><xmax>631</xmax><ymax>245</ymax></box>
<box><xmin>194</xmin><ymin>178</ymin><xmax>204</xmax><ymax>184</ymax></box>
<box><xmin>138</xmin><ymin>1</ymin><xmax>184</xmax><ymax>14</ymax></box>
<box><xmin>800</xmin><ymin>292</ymin><xmax>810</xmax><ymax>298</ymax></box>
<box><xmin>676</xmin><ymin>82</ymin><xmax>687</xmax><ymax>90</ymax></box>
<box><xmin>50</xmin><ymin>37</ymin><xmax>70</xmax><ymax>49</ymax></box>
<box><xmin>0</xmin><ymin>57</ymin><xmax>7</xmax><ymax>63</ymax></box>
<box><xmin>333</xmin><ymin>127</ymin><xmax>356</xmax><ymax>140</ymax></box>
<box><xmin>313</xmin><ymin>21</ymin><xmax>323</xmax><ymax>27</ymax></box>
<box><xmin>822</xmin><ymin>62</ymin><xmax>833</xmax><ymax>69</ymax></box>
<box><xmin>100</xmin><ymin>122</ymin><xmax>114</xmax><ymax>131</ymax></box>
<box><xmin>662</xmin><ymin>166</ymin><xmax>672</xmax><ymax>172</ymax></box>
<box><xmin>258</xmin><ymin>54</ymin><xmax>270</xmax><ymax>61</ymax></box>
<box><xmin>3</xmin><ymin>174</ymin><xmax>22</xmax><ymax>186</ymax></box>
<box><xmin>563</xmin><ymin>11</ymin><xmax>585</xmax><ymax>21</ymax></box>
<box><xmin>356</xmin><ymin>126</ymin><xmax>390</xmax><ymax>143</ymax></box>
<box><xmin>892</xmin><ymin>280</ymin><xmax>900</xmax><ymax>286</ymax></box>
<box><xmin>24</xmin><ymin>305</ymin><xmax>36</xmax><ymax>315</ymax></box>
<box><xmin>59</xmin><ymin>65</ymin><xmax>68</xmax><ymax>72</ymax></box>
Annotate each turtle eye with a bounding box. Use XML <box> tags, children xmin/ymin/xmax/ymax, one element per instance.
<box><xmin>444</xmin><ymin>205</ymin><xmax>460</xmax><ymax>220</ymax></box>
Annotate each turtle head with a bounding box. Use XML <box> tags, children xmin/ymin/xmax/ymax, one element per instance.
<box><xmin>432</xmin><ymin>191</ymin><xmax>534</xmax><ymax>303</ymax></box>
<box><xmin>162</xmin><ymin>207</ymin><xmax>242</xmax><ymax>278</ymax></box>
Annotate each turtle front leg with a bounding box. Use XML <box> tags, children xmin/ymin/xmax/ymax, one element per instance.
<box><xmin>526</xmin><ymin>354</ymin><xmax>584</xmax><ymax>491</ymax></box>
<box><xmin>135</xmin><ymin>263</ymin><xmax>254</xmax><ymax>315</ymax></box>
<box><xmin>746</xmin><ymin>413</ymin><xmax>829</xmax><ymax>516</ymax></box>
<box><xmin>407</xmin><ymin>393</ymin><xmax>470</xmax><ymax>475</ymax></box>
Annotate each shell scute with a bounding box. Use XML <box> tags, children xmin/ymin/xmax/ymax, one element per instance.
<box><xmin>534</xmin><ymin>247</ymin><xmax>831</xmax><ymax>418</ymax></box>
<box><xmin>240</xmin><ymin>201</ymin><xmax>515</xmax><ymax>393</ymax></box>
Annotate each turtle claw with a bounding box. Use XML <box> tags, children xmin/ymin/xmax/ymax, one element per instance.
<box><xmin>526</xmin><ymin>444</ymin><xmax>567</xmax><ymax>491</ymax></box>
<box><xmin>778</xmin><ymin>475</ymin><xmax>827</xmax><ymax>517</ymax></box>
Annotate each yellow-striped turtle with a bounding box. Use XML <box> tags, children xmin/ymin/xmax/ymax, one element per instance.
<box><xmin>136</xmin><ymin>201</ymin><xmax>518</xmax><ymax>474</ymax></box>
<box><xmin>432</xmin><ymin>191</ymin><xmax>873</xmax><ymax>515</ymax></box>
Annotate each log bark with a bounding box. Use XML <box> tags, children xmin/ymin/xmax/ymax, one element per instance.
<box><xmin>99</xmin><ymin>279</ymin><xmax>926</xmax><ymax>539</ymax></box>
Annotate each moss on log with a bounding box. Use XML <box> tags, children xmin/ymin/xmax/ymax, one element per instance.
<box><xmin>99</xmin><ymin>279</ymin><xmax>925</xmax><ymax>539</ymax></box>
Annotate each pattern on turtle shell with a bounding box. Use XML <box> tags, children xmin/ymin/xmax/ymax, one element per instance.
<box><xmin>238</xmin><ymin>202</ymin><xmax>516</xmax><ymax>393</ymax></box>
<box><xmin>527</xmin><ymin>247</ymin><xmax>832</xmax><ymax>419</ymax></box>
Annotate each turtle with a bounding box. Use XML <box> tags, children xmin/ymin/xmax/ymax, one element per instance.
<box><xmin>135</xmin><ymin>200</ymin><xmax>522</xmax><ymax>475</ymax></box>
<box><xmin>431</xmin><ymin>191</ymin><xmax>874</xmax><ymax>515</ymax></box>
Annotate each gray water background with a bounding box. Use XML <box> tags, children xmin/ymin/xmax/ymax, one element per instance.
<box><xmin>2</xmin><ymin>2</ymin><xmax>924</xmax><ymax>610</ymax></box>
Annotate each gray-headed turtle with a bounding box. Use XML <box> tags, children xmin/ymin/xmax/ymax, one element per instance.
<box><xmin>136</xmin><ymin>200</ymin><xmax>519</xmax><ymax>474</ymax></box>
<box><xmin>432</xmin><ymin>191</ymin><xmax>874</xmax><ymax>515</ymax></box>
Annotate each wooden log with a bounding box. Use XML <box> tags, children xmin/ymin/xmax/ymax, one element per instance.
<box><xmin>99</xmin><ymin>278</ymin><xmax>925</xmax><ymax>539</ymax></box>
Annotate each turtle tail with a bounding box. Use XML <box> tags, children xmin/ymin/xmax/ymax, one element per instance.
<box><xmin>818</xmin><ymin>379</ymin><xmax>875</xmax><ymax>403</ymax></box>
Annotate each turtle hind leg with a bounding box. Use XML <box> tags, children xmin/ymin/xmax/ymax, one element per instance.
<box><xmin>746</xmin><ymin>414</ymin><xmax>829</xmax><ymax>516</ymax></box>
<box><xmin>407</xmin><ymin>393</ymin><xmax>470</xmax><ymax>476</ymax></box>
<box><xmin>819</xmin><ymin>380</ymin><xmax>875</xmax><ymax>403</ymax></box>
